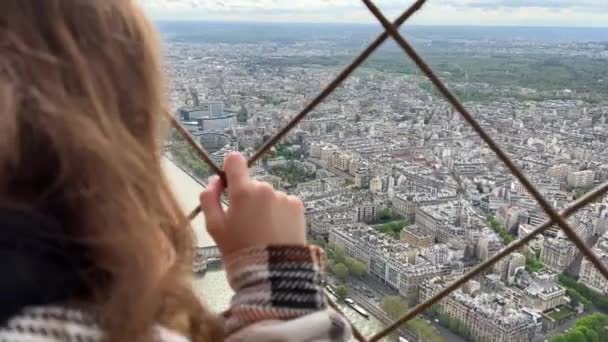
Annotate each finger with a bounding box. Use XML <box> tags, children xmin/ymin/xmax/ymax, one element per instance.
<box><xmin>200</xmin><ymin>176</ymin><xmax>227</xmax><ymax>241</ymax></box>
<box><xmin>223</xmin><ymin>152</ymin><xmax>250</xmax><ymax>195</ymax></box>
<box><xmin>287</xmin><ymin>195</ymin><xmax>305</xmax><ymax>213</ymax></box>
<box><xmin>252</xmin><ymin>180</ymin><xmax>275</xmax><ymax>200</ymax></box>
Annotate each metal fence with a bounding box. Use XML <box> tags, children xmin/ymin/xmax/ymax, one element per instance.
<box><xmin>166</xmin><ymin>0</ymin><xmax>608</xmax><ymax>340</ymax></box>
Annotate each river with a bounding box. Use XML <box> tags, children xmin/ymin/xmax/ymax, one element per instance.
<box><xmin>163</xmin><ymin>157</ymin><xmax>395</xmax><ymax>341</ymax></box>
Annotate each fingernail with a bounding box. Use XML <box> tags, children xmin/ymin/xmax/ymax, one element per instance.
<box><xmin>208</xmin><ymin>175</ymin><xmax>219</xmax><ymax>184</ymax></box>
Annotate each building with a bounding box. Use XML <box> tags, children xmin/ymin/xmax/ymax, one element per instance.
<box><xmin>178</xmin><ymin>101</ymin><xmax>235</xmax><ymax>132</ymax></box>
<box><xmin>199</xmin><ymin>132</ymin><xmax>231</xmax><ymax>154</ymax></box>
<box><xmin>540</xmin><ymin>237</ymin><xmax>576</xmax><ymax>273</ymax></box>
<box><xmin>420</xmin><ymin>278</ymin><xmax>542</xmax><ymax>342</ymax></box>
<box><xmin>354</xmin><ymin>167</ymin><xmax>371</xmax><ymax>189</ymax></box>
<box><xmin>401</xmin><ymin>225</ymin><xmax>434</xmax><ymax>249</ymax></box>
<box><xmin>546</xmin><ymin>164</ymin><xmax>571</xmax><ymax>182</ymax></box>
<box><xmin>320</xmin><ymin>144</ymin><xmax>339</xmax><ymax>165</ymax></box>
<box><xmin>297</xmin><ymin>180</ymin><xmax>325</xmax><ymax>194</ymax></box>
<box><xmin>578</xmin><ymin>234</ymin><xmax>608</xmax><ymax>295</ymax></box>
<box><xmin>370</xmin><ymin>176</ymin><xmax>383</xmax><ymax>193</ymax></box>
<box><xmin>309</xmin><ymin>211</ymin><xmax>354</xmax><ymax>239</ymax></box>
<box><xmin>356</xmin><ymin>204</ymin><xmax>378</xmax><ymax>224</ymax></box>
<box><xmin>331</xmin><ymin>152</ymin><xmax>352</xmax><ymax>172</ymax></box>
<box><xmin>518</xmin><ymin>223</ymin><xmax>545</xmax><ymax>251</ymax></box>
<box><xmin>329</xmin><ymin>225</ymin><xmax>459</xmax><ymax>297</ymax></box>
<box><xmin>392</xmin><ymin>190</ymin><xmax>458</xmax><ymax>223</ymax></box>
<box><xmin>519</xmin><ymin>209</ymin><xmax>560</xmax><ymax>238</ymax></box>
<box><xmin>567</xmin><ymin>170</ymin><xmax>595</xmax><ymax>189</ymax></box>
<box><xmin>392</xmin><ymin>194</ymin><xmax>418</xmax><ymax>222</ymax></box>
<box><xmin>199</xmin><ymin>115</ymin><xmax>236</xmax><ymax>131</ymax></box>
<box><xmin>522</xmin><ymin>273</ymin><xmax>568</xmax><ymax>312</ymax></box>
<box><xmin>494</xmin><ymin>252</ymin><xmax>526</xmax><ymax>285</ymax></box>
<box><xmin>476</xmin><ymin>234</ymin><xmax>504</xmax><ymax>261</ymax></box>
<box><xmin>309</xmin><ymin>142</ymin><xmax>322</xmax><ymax>158</ymax></box>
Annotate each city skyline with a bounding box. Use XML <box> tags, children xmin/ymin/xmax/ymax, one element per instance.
<box><xmin>141</xmin><ymin>0</ymin><xmax>608</xmax><ymax>27</ymax></box>
<box><xmin>163</xmin><ymin>15</ymin><xmax>608</xmax><ymax>342</ymax></box>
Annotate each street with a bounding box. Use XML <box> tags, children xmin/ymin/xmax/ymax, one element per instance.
<box><xmin>330</xmin><ymin>275</ymin><xmax>467</xmax><ymax>342</ymax></box>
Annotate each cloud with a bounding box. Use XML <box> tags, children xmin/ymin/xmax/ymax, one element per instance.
<box><xmin>139</xmin><ymin>0</ymin><xmax>608</xmax><ymax>27</ymax></box>
<box><xmin>462</xmin><ymin>0</ymin><xmax>608</xmax><ymax>10</ymax></box>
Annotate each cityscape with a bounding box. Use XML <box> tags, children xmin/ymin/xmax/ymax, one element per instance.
<box><xmin>161</xmin><ymin>22</ymin><xmax>608</xmax><ymax>342</ymax></box>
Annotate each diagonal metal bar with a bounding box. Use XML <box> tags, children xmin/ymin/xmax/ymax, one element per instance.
<box><xmin>182</xmin><ymin>0</ymin><xmax>426</xmax><ymax>221</ymax></box>
<box><xmin>361</xmin><ymin>0</ymin><xmax>608</xmax><ymax>286</ymax></box>
<box><xmin>167</xmin><ymin>112</ymin><xmax>225</xmax><ymax>179</ymax></box>
<box><xmin>246</xmin><ymin>0</ymin><xmax>427</xmax><ymax>167</ymax></box>
<box><xmin>369</xmin><ymin>182</ymin><xmax>608</xmax><ymax>341</ymax></box>
<box><xmin>166</xmin><ymin>112</ymin><xmax>227</xmax><ymax>219</ymax></box>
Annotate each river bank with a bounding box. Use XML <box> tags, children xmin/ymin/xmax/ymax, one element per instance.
<box><xmin>163</xmin><ymin>157</ymin><xmax>397</xmax><ymax>340</ymax></box>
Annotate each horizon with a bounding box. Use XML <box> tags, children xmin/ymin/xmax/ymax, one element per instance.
<box><xmin>142</xmin><ymin>0</ymin><xmax>608</xmax><ymax>28</ymax></box>
<box><xmin>154</xmin><ymin>20</ymin><xmax>608</xmax><ymax>30</ymax></box>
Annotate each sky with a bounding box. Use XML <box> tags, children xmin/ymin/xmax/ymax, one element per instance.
<box><xmin>140</xmin><ymin>0</ymin><xmax>608</xmax><ymax>27</ymax></box>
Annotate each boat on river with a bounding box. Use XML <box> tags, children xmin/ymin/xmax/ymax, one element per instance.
<box><xmin>325</xmin><ymin>285</ymin><xmax>337</xmax><ymax>296</ymax></box>
<box><xmin>193</xmin><ymin>259</ymin><xmax>207</xmax><ymax>277</ymax></box>
<box><xmin>345</xmin><ymin>298</ymin><xmax>369</xmax><ymax>319</ymax></box>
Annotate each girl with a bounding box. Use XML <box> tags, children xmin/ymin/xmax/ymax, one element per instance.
<box><xmin>0</xmin><ymin>1</ymin><xmax>351</xmax><ymax>341</ymax></box>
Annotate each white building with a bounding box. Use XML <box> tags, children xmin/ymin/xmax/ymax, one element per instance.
<box><xmin>540</xmin><ymin>237</ymin><xmax>576</xmax><ymax>273</ymax></box>
<box><xmin>578</xmin><ymin>234</ymin><xmax>608</xmax><ymax>295</ymax></box>
<box><xmin>522</xmin><ymin>273</ymin><xmax>568</xmax><ymax>312</ymax></box>
<box><xmin>567</xmin><ymin>170</ymin><xmax>595</xmax><ymax>189</ymax></box>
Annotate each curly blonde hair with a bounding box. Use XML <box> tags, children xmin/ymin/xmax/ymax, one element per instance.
<box><xmin>0</xmin><ymin>0</ymin><xmax>221</xmax><ymax>340</ymax></box>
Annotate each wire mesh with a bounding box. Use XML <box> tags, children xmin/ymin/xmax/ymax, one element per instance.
<box><xmin>166</xmin><ymin>0</ymin><xmax>608</xmax><ymax>340</ymax></box>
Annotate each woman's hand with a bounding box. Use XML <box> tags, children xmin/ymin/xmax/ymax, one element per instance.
<box><xmin>199</xmin><ymin>152</ymin><xmax>306</xmax><ymax>257</ymax></box>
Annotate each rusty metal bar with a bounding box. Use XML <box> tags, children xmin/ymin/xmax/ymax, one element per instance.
<box><xmin>369</xmin><ymin>182</ymin><xmax>608</xmax><ymax>341</ymax></box>
<box><xmin>245</xmin><ymin>0</ymin><xmax>427</xmax><ymax>167</ymax></box>
<box><xmin>181</xmin><ymin>0</ymin><xmax>426</xmax><ymax>222</ymax></box>
<box><xmin>166</xmin><ymin>112</ymin><xmax>225</xmax><ymax>178</ymax></box>
<box><xmin>361</xmin><ymin>0</ymin><xmax>608</xmax><ymax>288</ymax></box>
<box><xmin>161</xmin><ymin>1</ymin><xmax>608</xmax><ymax>340</ymax></box>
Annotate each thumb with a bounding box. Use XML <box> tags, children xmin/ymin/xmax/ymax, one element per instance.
<box><xmin>200</xmin><ymin>176</ymin><xmax>227</xmax><ymax>243</ymax></box>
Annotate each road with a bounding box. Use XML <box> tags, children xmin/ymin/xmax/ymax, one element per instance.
<box><xmin>332</xmin><ymin>276</ymin><xmax>467</xmax><ymax>342</ymax></box>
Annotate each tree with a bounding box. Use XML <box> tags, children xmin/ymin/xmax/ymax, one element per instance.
<box><xmin>330</xmin><ymin>245</ymin><xmax>346</xmax><ymax>264</ymax></box>
<box><xmin>381</xmin><ymin>296</ymin><xmax>443</xmax><ymax>342</ymax></box>
<box><xmin>344</xmin><ymin>257</ymin><xmax>366</xmax><ymax>278</ymax></box>
<box><xmin>428</xmin><ymin>304</ymin><xmax>441</xmax><ymax>317</ymax></box>
<box><xmin>570</xmin><ymin>295</ymin><xmax>580</xmax><ymax>309</ymax></box>
<box><xmin>237</xmin><ymin>104</ymin><xmax>248</xmax><ymax>123</ymax></box>
<box><xmin>448</xmin><ymin>318</ymin><xmax>460</xmax><ymax>332</ymax></box>
<box><xmin>309</xmin><ymin>238</ymin><xmax>326</xmax><ymax>249</ymax></box>
<box><xmin>583</xmin><ymin>329</ymin><xmax>599</xmax><ymax>342</ymax></box>
<box><xmin>559</xmin><ymin>275</ymin><xmax>608</xmax><ymax>311</ymax></box>
<box><xmin>378</xmin><ymin>220</ymin><xmax>407</xmax><ymax>238</ymax></box>
<box><xmin>377</xmin><ymin>208</ymin><xmax>393</xmax><ymax>222</ymax></box>
<box><xmin>565</xmin><ymin>330</ymin><xmax>586</xmax><ymax>342</ymax></box>
<box><xmin>526</xmin><ymin>254</ymin><xmax>545</xmax><ymax>272</ymax></box>
<box><xmin>381</xmin><ymin>296</ymin><xmax>408</xmax><ymax>319</ymax></box>
<box><xmin>381</xmin><ymin>296</ymin><xmax>408</xmax><ymax>342</ymax></box>
<box><xmin>314</xmin><ymin>235</ymin><xmax>327</xmax><ymax>247</ymax></box>
<box><xmin>336</xmin><ymin>285</ymin><xmax>348</xmax><ymax>301</ymax></box>
<box><xmin>333</xmin><ymin>263</ymin><xmax>349</xmax><ymax>282</ymax></box>
<box><xmin>551</xmin><ymin>336</ymin><xmax>567</xmax><ymax>342</ymax></box>
<box><xmin>575</xmin><ymin>313</ymin><xmax>608</xmax><ymax>332</ymax></box>
<box><xmin>408</xmin><ymin>319</ymin><xmax>444</xmax><ymax>342</ymax></box>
